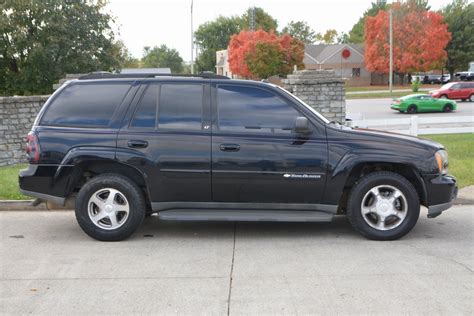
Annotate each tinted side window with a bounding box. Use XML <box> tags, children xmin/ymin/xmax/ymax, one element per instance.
<box><xmin>131</xmin><ymin>84</ymin><xmax>158</xmax><ymax>128</ymax></box>
<box><xmin>41</xmin><ymin>83</ymin><xmax>131</xmax><ymax>127</ymax></box>
<box><xmin>158</xmin><ymin>84</ymin><xmax>203</xmax><ymax>130</ymax></box>
<box><xmin>217</xmin><ymin>85</ymin><xmax>300</xmax><ymax>134</ymax></box>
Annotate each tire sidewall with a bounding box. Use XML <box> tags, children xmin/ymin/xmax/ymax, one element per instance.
<box><xmin>443</xmin><ymin>104</ymin><xmax>452</xmax><ymax>112</ymax></box>
<box><xmin>75</xmin><ymin>175</ymin><xmax>146</xmax><ymax>241</ymax></box>
<box><xmin>348</xmin><ymin>173</ymin><xmax>420</xmax><ymax>240</ymax></box>
<box><xmin>407</xmin><ymin>105</ymin><xmax>417</xmax><ymax>114</ymax></box>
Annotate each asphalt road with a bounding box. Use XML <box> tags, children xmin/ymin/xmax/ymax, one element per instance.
<box><xmin>347</xmin><ymin>98</ymin><xmax>474</xmax><ymax>120</ymax></box>
<box><xmin>1</xmin><ymin>205</ymin><xmax>472</xmax><ymax>314</ymax></box>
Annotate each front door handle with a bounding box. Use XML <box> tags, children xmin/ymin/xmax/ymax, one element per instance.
<box><xmin>220</xmin><ymin>143</ymin><xmax>240</xmax><ymax>152</ymax></box>
<box><xmin>127</xmin><ymin>140</ymin><xmax>148</xmax><ymax>148</ymax></box>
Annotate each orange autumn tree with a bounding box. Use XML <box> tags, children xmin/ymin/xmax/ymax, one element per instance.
<box><xmin>228</xmin><ymin>30</ymin><xmax>304</xmax><ymax>78</ymax></box>
<box><xmin>365</xmin><ymin>1</ymin><xmax>451</xmax><ymax>81</ymax></box>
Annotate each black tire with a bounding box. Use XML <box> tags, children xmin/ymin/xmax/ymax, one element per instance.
<box><xmin>440</xmin><ymin>95</ymin><xmax>448</xmax><ymax>99</ymax></box>
<box><xmin>347</xmin><ymin>171</ymin><xmax>420</xmax><ymax>240</ymax></box>
<box><xmin>470</xmin><ymin>94</ymin><xmax>474</xmax><ymax>102</ymax></box>
<box><xmin>443</xmin><ymin>104</ymin><xmax>453</xmax><ymax>113</ymax></box>
<box><xmin>75</xmin><ymin>174</ymin><xmax>146</xmax><ymax>241</ymax></box>
<box><xmin>407</xmin><ymin>105</ymin><xmax>417</xmax><ymax>114</ymax></box>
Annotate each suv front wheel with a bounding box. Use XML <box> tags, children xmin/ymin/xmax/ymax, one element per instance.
<box><xmin>347</xmin><ymin>171</ymin><xmax>420</xmax><ymax>240</ymax></box>
<box><xmin>75</xmin><ymin>174</ymin><xmax>146</xmax><ymax>241</ymax></box>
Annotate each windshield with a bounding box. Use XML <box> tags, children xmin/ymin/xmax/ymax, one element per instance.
<box><xmin>440</xmin><ymin>82</ymin><xmax>455</xmax><ymax>90</ymax></box>
<box><xmin>273</xmin><ymin>85</ymin><xmax>330</xmax><ymax>124</ymax></box>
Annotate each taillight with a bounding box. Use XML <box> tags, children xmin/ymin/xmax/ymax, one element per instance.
<box><xmin>25</xmin><ymin>132</ymin><xmax>40</xmax><ymax>163</ymax></box>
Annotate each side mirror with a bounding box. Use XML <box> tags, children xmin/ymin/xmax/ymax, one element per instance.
<box><xmin>294</xmin><ymin>116</ymin><xmax>310</xmax><ymax>134</ymax></box>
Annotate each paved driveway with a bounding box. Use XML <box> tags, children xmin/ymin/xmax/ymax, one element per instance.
<box><xmin>1</xmin><ymin>205</ymin><xmax>473</xmax><ymax>314</ymax></box>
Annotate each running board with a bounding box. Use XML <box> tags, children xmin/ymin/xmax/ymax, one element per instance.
<box><xmin>158</xmin><ymin>209</ymin><xmax>333</xmax><ymax>222</ymax></box>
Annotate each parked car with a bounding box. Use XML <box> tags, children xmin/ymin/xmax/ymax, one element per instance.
<box><xmin>19</xmin><ymin>73</ymin><xmax>457</xmax><ymax>241</ymax></box>
<box><xmin>441</xmin><ymin>74</ymin><xmax>451</xmax><ymax>83</ymax></box>
<box><xmin>430</xmin><ymin>82</ymin><xmax>474</xmax><ymax>101</ymax></box>
<box><xmin>459</xmin><ymin>72</ymin><xmax>474</xmax><ymax>81</ymax></box>
<box><xmin>423</xmin><ymin>75</ymin><xmax>442</xmax><ymax>84</ymax></box>
<box><xmin>391</xmin><ymin>94</ymin><xmax>457</xmax><ymax>113</ymax></box>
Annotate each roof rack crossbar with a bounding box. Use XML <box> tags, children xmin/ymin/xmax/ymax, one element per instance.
<box><xmin>78</xmin><ymin>72</ymin><xmax>230</xmax><ymax>80</ymax></box>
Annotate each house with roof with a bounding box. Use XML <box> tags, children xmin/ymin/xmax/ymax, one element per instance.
<box><xmin>215</xmin><ymin>43</ymin><xmax>385</xmax><ymax>86</ymax></box>
<box><xmin>304</xmin><ymin>43</ymin><xmax>370</xmax><ymax>86</ymax></box>
<box><xmin>215</xmin><ymin>50</ymin><xmax>235</xmax><ymax>78</ymax></box>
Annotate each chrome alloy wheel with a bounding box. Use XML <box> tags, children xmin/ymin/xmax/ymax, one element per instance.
<box><xmin>360</xmin><ymin>185</ymin><xmax>408</xmax><ymax>231</ymax></box>
<box><xmin>88</xmin><ymin>188</ymin><xmax>130</xmax><ymax>230</ymax></box>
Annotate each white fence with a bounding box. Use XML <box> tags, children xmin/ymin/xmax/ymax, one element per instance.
<box><xmin>346</xmin><ymin>116</ymin><xmax>473</xmax><ymax>136</ymax></box>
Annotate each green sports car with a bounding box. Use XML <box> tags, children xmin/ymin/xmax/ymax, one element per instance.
<box><xmin>391</xmin><ymin>94</ymin><xmax>457</xmax><ymax>114</ymax></box>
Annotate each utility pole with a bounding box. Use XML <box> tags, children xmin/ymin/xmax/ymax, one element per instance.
<box><xmin>389</xmin><ymin>6</ymin><xmax>393</xmax><ymax>93</ymax></box>
<box><xmin>249</xmin><ymin>6</ymin><xmax>256</xmax><ymax>31</ymax></box>
<box><xmin>190</xmin><ymin>0</ymin><xmax>194</xmax><ymax>74</ymax></box>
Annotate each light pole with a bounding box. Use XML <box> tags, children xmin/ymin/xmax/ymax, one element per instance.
<box><xmin>389</xmin><ymin>5</ymin><xmax>393</xmax><ymax>93</ymax></box>
<box><xmin>190</xmin><ymin>0</ymin><xmax>194</xmax><ymax>74</ymax></box>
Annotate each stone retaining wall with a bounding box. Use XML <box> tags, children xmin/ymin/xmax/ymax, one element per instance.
<box><xmin>0</xmin><ymin>96</ymin><xmax>50</xmax><ymax>166</ymax></box>
<box><xmin>283</xmin><ymin>69</ymin><xmax>346</xmax><ymax>122</ymax></box>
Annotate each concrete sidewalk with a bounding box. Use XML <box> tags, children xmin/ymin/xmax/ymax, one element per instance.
<box><xmin>1</xmin><ymin>205</ymin><xmax>472</xmax><ymax>314</ymax></box>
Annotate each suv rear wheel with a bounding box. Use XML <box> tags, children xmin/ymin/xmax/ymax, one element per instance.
<box><xmin>75</xmin><ymin>174</ymin><xmax>146</xmax><ymax>241</ymax></box>
<box><xmin>347</xmin><ymin>171</ymin><xmax>420</xmax><ymax>240</ymax></box>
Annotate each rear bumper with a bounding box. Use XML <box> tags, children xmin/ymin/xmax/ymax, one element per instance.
<box><xmin>425</xmin><ymin>174</ymin><xmax>458</xmax><ymax>218</ymax></box>
<box><xmin>19</xmin><ymin>164</ymin><xmax>70</xmax><ymax>206</ymax></box>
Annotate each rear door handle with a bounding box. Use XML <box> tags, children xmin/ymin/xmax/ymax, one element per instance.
<box><xmin>127</xmin><ymin>140</ymin><xmax>148</xmax><ymax>148</ymax></box>
<box><xmin>220</xmin><ymin>143</ymin><xmax>240</xmax><ymax>152</ymax></box>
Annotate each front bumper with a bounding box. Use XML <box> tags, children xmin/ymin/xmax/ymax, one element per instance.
<box><xmin>425</xmin><ymin>174</ymin><xmax>458</xmax><ymax>218</ymax></box>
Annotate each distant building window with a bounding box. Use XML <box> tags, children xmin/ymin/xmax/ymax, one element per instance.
<box><xmin>352</xmin><ymin>68</ymin><xmax>361</xmax><ymax>77</ymax></box>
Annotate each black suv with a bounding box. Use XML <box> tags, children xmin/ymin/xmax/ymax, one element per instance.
<box><xmin>19</xmin><ymin>74</ymin><xmax>457</xmax><ymax>241</ymax></box>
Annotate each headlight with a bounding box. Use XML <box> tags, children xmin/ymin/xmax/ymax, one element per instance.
<box><xmin>435</xmin><ymin>150</ymin><xmax>448</xmax><ymax>174</ymax></box>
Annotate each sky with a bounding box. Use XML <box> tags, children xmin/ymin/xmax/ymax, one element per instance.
<box><xmin>106</xmin><ymin>0</ymin><xmax>452</xmax><ymax>62</ymax></box>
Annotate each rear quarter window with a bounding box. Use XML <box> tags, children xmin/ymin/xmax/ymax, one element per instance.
<box><xmin>41</xmin><ymin>82</ymin><xmax>131</xmax><ymax>127</ymax></box>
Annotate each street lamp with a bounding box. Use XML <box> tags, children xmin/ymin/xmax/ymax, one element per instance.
<box><xmin>389</xmin><ymin>5</ymin><xmax>393</xmax><ymax>93</ymax></box>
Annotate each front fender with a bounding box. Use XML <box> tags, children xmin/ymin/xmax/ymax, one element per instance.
<box><xmin>323</xmin><ymin>148</ymin><xmax>429</xmax><ymax>206</ymax></box>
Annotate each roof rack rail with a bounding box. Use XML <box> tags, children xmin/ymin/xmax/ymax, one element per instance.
<box><xmin>78</xmin><ymin>72</ymin><xmax>230</xmax><ymax>80</ymax></box>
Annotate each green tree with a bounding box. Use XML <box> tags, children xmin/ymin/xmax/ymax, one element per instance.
<box><xmin>194</xmin><ymin>15</ymin><xmax>241</xmax><ymax>72</ymax></box>
<box><xmin>441</xmin><ymin>0</ymin><xmax>474</xmax><ymax>76</ymax></box>
<box><xmin>245</xmin><ymin>42</ymin><xmax>285</xmax><ymax>78</ymax></box>
<box><xmin>282</xmin><ymin>21</ymin><xmax>317</xmax><ymax>44</ymax></box>
<box><xmin>240</xmin><ymin>7</ymin><xmax>278</xmax><ymax>32</ymax></box>
<box><xmin>142</xmin><ymin>45</ymin><xmax>184</xmax><ymax>73</ymax></box>
<box><xmin>348</xmin><ymin>0</ymin><xmax>387</xmax><ymax>43</ymax></box>
<box><xmin>315</xmin><ymin>29</ymin><xmax>339</xmax><ymax>44</ymax></box>
<box><xmin>0</xmin><ymin>0</ymin><xmax>124</xmax><ymax>95</ymax></box>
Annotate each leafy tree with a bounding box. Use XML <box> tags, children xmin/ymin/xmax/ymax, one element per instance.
<box><xmin>337</xmin><ymin>32</ymin><xmax>350</xmax><ymax>44</ymax></box>
<box><xmin>365</xmin><ymin>2</ymin><xmax>451</xmax><ymax>81</ymax></box>
<box><xmin>194</xmin><ymin>16</ymin><xmax>241</xmax><ymax>72</ymax></box>
<box><xmin>115</xmin><ymin>41</ymin><xmax>141</xmax><ymax>68</ymax></box>
<box><xmin>0</xmin><ymin>0</ymin><xmax>125</xmax><ymax>95</ymax></box>
<box><xmin>228</xmin><ymin>30</ymin><xmax>304</xmax><ymax>78</ymax></box>
<box><xmin>142</xmin><ymin>45</ymin><xmax>184</xmax><ymax>73</ymax></box>
<box><xmin>315</xmin><ymin>29</ymin><xmax>339</xmax><ymax>44</ymax></box>
<box><xmin>282</xmin><ymin>21</ymin><xmax>317</xmax><ymax>44</ymax></box>
<box><xmin>240</xmin><ymin>7</ymin><xmax>278</xmax><ymax>32</ymax></box>
<box><xmin>348</xmin><ymin>0</ymin><xmax>388</xmax><ymax>44</ymax></box>
<box><xmin>441</xmin><ymin>0</ymin><xmax>474</xmax><ymax>76</ymax></box>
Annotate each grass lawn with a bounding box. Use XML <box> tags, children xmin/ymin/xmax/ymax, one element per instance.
<box><xmin>346</xmin><ymin>91</ymin><xmax>413</xmax><ymax>99</ymax></box>
<box><xmin>0</xmin><ymin>134</ymin><xmax>471</xmax><ymax>200</ymax></box>
<box><xmin>421</xmin><ymin>134</ymin><xmax>474</xmax><ymax>189</ymax></box>
<box><xmin>0</xmin><ymin>164</ymin><xmax>29</xmax><ymax>200</ymax></box>
<box><xmin>345</xmin><ymin>84</ymin><xmax>441</xmax><ymax>92</ymax></box>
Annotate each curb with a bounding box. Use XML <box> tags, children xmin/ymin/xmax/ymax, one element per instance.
<box><xmin>0</xmin><ymin>199</ymin><xmax>472</xmax><ymax>211</ymax></box>
<box><xmin>0</xmin><ymin>200</ymin><xmax>73</xmax><ymax>211</ymax></box>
